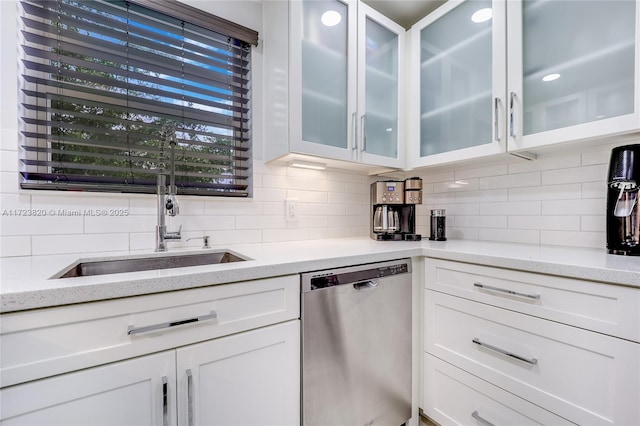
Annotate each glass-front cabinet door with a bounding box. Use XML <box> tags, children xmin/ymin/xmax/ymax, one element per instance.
<box><xmin>358</xmin><ymin>3</ymin><xmax>405</xmax><ymax>168</ymax></box>
<box><xmin>289</xmin><ymin>0</ymin><xmax>357</xmax><ymax>162</ymax></box>
<box><xmin>285</xmin><ymin>0</ymin><xmax>404</xmax><ymax>168</ymax></box>
<box><xmin>408</xmin><ymin>0</ymin><xmax>507</xmax><ymax>168</ymax></box>
<box><xmin>507</xmin><ymin>0</ymin><xmax>640</xmax><ymax>151</ymax></box>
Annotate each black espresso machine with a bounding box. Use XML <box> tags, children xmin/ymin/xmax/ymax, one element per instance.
<box><xmin>370</xmin><ymin>178</ymin><xmax>422</xmax><ymax>241</ymax></box>
<box><xmin>607</xmin><ymin>144</ymin><xmax>640</xmax><ymax>255</ymax></box>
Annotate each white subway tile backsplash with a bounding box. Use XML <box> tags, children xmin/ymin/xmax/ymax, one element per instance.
<box><xmin>454</xmin><ymin>215</ymin><xmax>507</xmax><ymax>229</ymax></box>
<box><xmin>479</xmin><ymin>201</ymin><xmax>541</xmax><ymax>216</ymax></box>
<box><xmin>454</xmin><ymin>189</ymin><xmax>508</xmax><ymax>203</ymax></box>
<box><xmin>541</xmin><ymin>164</ymin><xmax>607</xmax><ymax>185</ymax></box>
<box><xmin>0</xmin><ymin>171</ymin><xmax>19</xmax><ymax>194</ymax></box>
<box><xmin>0</xmin><ymin>140</ymin><xmax>622</xmax><ymax>257</ymax></box>
<box><xmin>1</xmin><ymin>215</ymin><xmax>83</xmax><ymax>236</ymax></box>
<box><xmin>32</xmin><ymin>233</ymin><xmax>129</xmax><ymax>256</ymax></box>
<box><xmin>478</xmin><ymin>228</ymin><xmax>540</xmax><ymax>245</ymax></box>
<box><xmin>0</xmin><ymin>236</ymin><xmax>31</xmax><ymax>257</ymax></box>
<box><xmin>286</xmin><ymin>189</ymin><xmax>328</xmax><ymax>203</ymax></box>
<box><xmin>508</xmin><ymin>152</ymin><xmax>580</xmax><ymax>173</ymax></box>
<box><xmin>581</xmin><ymin>182</ymin><xmax>606</xmax><ymax>199</ymax></box>
<box><xmin>542</xmin><ymin>198</ymin><xmax>605</xmax><ymax>216</ymax></box>
<box><xmin>581</xmin><ymin>215</ymin><xmax>606</xmax><ymax>232</ymax></box>
<box><xmin>508</xmin><ymin>184</ymin><xmax>581</xmax><ymax>201</ymax></box>
<box><xmin>0</xmin><ymin>149</ymin><xmax>18</xmax><ymax>172</ymax></box>
<box><xmin>455</xmin><ymin>163</ymin><xmax>507</xmax><ymax>180</ymax></box>
<box><xmin>541</xmin><ymin>230</ymin><xmax>604</xmax><ymax>249</ymax></box>
<box><xmin>479</xmin><ymin>172</ymin><xmax>540</xmax><ymax>189</ymax></box>
<box><xmin>508</xmin><ymin>215</ymin><xmax>580</xmax><ymax>231</ymax></box>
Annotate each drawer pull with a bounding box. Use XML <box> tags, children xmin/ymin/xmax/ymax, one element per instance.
<box><xmin>472</xmin><ymin>338</ymin><xmax>538</xmax><ymax>365</ymax></box>
<box><xmin>127</xmin><ymin>311</ymin><xmax>217</xmax><ymax>335</ymax></box>
<box><xmin>474</xmin><ymin>282</ymin><xmax>540</xmax><ymax>300</ymax></box>
<box><xmin>472</xmin><ymin>410</ymin><xmax>495</xmax><ymax>426</ymax></box>
<box><xmin>162</xmin><ymin>376</ymin><xmax>168</xmax><ymax>426</ymax></box>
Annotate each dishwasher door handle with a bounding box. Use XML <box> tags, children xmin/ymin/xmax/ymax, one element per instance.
<box><xmin>353</xmin><ymin>279</ymin><xmax>379</xmax><ymax>290</ymax></box>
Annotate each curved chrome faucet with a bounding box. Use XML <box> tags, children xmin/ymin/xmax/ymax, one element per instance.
<box><xmin>156</xmin><ymin>123</ymin><xmax>181</xmax><ymax>252</ymax></box>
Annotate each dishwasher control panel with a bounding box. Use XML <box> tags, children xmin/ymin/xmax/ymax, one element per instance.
<box><xmin>302</xmin><ymin>259</ymin><xmax>410</xmax><ymax>291</ymax></box>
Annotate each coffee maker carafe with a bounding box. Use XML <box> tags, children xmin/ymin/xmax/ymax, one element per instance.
<box><xmin>370</xmin><ymin>179</ymin><xmax>422</xmax><ymax>241</ymax></box>
<box><xmin>607</xmin><ymin>144</ymin><xmax>640</xmax><ymax>255</ymax></box>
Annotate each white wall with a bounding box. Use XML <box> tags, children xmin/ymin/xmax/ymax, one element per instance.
<box><xmin>0</xmin><ymin>0</ymin><xmax>634</xmax><ymax>258</ymax></box>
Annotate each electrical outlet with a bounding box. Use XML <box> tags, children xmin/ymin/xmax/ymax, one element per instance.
<box><xmin>285</xmin><ymin>198</ymin><xmax>298</xmax><ymax>222</ymax></box>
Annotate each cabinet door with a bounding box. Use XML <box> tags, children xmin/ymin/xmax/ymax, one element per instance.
<box><xmin>0</xmin><ymin>352</ymin><xmax>176</xmax><ymax>426</ymax></box>
<box><xmin>290</xmin><ymin>0</ymin><xmax>357</xmax><ymax>162</ymax></box>
<box><xmin>176</xmin><ymin>321</ymin><xmax>300</xmax><ymax>426</ymax></box>
<box><xmin>357</xmin><ymin>3</ymin><xmax>405</xmax><ymax>168</ymax></box>
<box><xmin>507</xmin><ymin>0</ymin><xmax>640</xmax><ymax>151</ymax></box>
<box><xmin>408</xmin><ymin>0</ymin><xmax>507</xmax><ymax>168</ymax></box>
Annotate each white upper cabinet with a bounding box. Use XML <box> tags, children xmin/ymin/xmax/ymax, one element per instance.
<box><xmin>507</xmin><ymin>0</ymin><xmax>640</xmax><ymax>152</ymax></box>
<box><xmin>407</xmin><ymin>0</ymin><xmax>640</xmax><ymax>168</ymax></box>
<box><xmin>357</xmin><ymin>3</ymin><xmax>405</xmax><ymax>168</ymax></box>
<box><xmin>407</xmin><ymin>0</ymin><xmax>507</xmax><ymax>169</ymax></box>
<box><xmin>264</xmin><ymin>0</ymin><xmax>405</xmax><ymax>170</ymax></box>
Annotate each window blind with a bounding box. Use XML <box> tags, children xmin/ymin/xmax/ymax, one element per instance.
<box><xmin>19</xmin><ymin>0</ymin><xmax>254</xmax><ymax>197</ymax></box>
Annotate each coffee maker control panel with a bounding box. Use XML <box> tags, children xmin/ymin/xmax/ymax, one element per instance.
<box><xmin>372</xmin><ymin>182</ymin><xmax>404</xmax><ymax>204</ymax></box>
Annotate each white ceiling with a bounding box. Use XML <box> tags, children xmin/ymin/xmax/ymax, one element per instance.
<box><xmin>361</xmin><ymin>0</ymin><xmax>446</xmax><ymax>29</ymax></box>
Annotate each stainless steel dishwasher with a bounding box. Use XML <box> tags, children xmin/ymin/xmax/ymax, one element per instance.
<box><xmin>301</xmin><ymin>258</ymin><xmax>412</xmax><ymax>426</ymax></box>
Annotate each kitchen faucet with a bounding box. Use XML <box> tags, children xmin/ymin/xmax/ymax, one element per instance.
<box><xmin>155</xmin><ymin>122</ymin><xmax>181</xmax><ymax>252</ymax></box>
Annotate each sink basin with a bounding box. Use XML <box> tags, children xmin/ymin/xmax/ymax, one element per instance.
<box><xmin>55</xmin><ymin>251</ymin><xmax>247</xmax><ymax>278</ymax></box>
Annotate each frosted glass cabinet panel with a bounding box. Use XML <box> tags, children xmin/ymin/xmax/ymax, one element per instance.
<box><xmin>408</xmin><ymin>0</ymin><xmax>506</xmax><ymax>168</ymax></box>
<box><xmin>508</xmin><ymin>0</ymin><xmax>640</xmax><ymax>151</ymax></box>
<box><xmin>301</xmin><ymin>0</ymin><xmax>350</xmax><ymax>150</ymax></box>
<box><xmin>358</xmin><ymin>4</ymin><xmax>405</xmax><ymax>168</ymax></box>
<box><xmin>266</xmin><ymin>0</ymin><xmax>404</xmax><ymax>168</ymax></box>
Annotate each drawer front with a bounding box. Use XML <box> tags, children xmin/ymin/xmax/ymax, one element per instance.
<box><xmin>1</xmin><ymin>275</ymin><xmax>299</xmax><ymax>388</ymax></box>
<box><xmin>425</xmin><ymin>259</ymin><xmax>640</xmax><ymax>342</ymax></box>
<box><xmin>423</xmin><ymin>354</ymin><xmax>574</xmax><ymax>426</ymax></box>
<box><xmin>425</xmin><ymin>291</ymin><xmax>640</xmax><ymax>425</ymax></box>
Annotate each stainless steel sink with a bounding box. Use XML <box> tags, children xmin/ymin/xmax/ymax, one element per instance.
<box><xmin>55</xmin><ymin>251</ymin><xmax>247</xmax><ymax>278</ymax></box>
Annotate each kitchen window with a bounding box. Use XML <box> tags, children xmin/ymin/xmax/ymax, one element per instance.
<box><xmin>18</xmin><ymin>0</ymin><xmax>257</xmax><ymax>197</ymax></box>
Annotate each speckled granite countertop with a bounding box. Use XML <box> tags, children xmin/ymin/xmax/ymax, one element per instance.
<box><xmin>1</xmin><ymin>238</ymin><xmax>639</xmax><ymax>312</ymax></box>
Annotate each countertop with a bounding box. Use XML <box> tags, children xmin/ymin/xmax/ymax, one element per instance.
<box><xmin>1</xmin><ymin>238</ymin><xmax>639</xmax><ymax>313</ymax></box>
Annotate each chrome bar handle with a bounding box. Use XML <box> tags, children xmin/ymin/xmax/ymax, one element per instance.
<box><xmin>351</xmin><ymin>112</ymin><xmax>358</xmax><ymax>151</ymax></box>
<box><xmin>187</xmin><ymin>369</ymin><xmax>194</xmax><ymax>426</ymax></box>
<box><xmin>472</xmin><ymin>338</ymin><xmax>538</xmax><ymax>365</ymax></box>
<box><xmin>360</xmin><ymin>114</ymin><xmax>366</xmax><ymax>152</ymax></box>
<box><xmin>162</xmin><ymin>376</ymin><xmax>168</xmax><ymax>426</ymax></box>
<box><xmin>493</xmin><ymin>97</ymin><xmax>501</xmax><ymax>142</ymax></box>
<box><xmin>472</xmin><ymin>410</ymin><xmax>495</xmax><ymax>426</ymax></box>
<box><xmin>474</xmin><ymin>282</ymin><xmax>540</xmax><ymax>300</ymax></box>
<box><xmin>128</xmin><ymin>311</ymin><xmax>217</xmax><ymax>335</ymax></box>
<box><xmin>509</xmin><ymin>91</ymin><xmax>517</xmax><ymax>139</ymax></box>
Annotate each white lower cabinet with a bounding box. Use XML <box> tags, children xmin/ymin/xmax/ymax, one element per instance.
<box><xmin>176</xmin><ymin>321</ymin><xmax>300</xmax><ymax>426</ymax></box>
<box><xmin>0</xmin><ymin>351</ymin><xmax>176</xmax><ymax>426</ymax></box>
<box><xmin>0</xmin><ymin>321</ymin><xmax>299</xmax><ymax>426</ymax></box>
<box><xmin>422</xmin><ymin>259</ymin><xmax>640</xmax><ymax>426</ymax></box>
<box><xmin>424</xmin><ymin>354</ymin><xmax>573</xmax><ymax>426</ymax></box>
<box><xmin>0</xmin><ymin>276</ymin><xmax>301</xmax><ymax>426</ymax></box>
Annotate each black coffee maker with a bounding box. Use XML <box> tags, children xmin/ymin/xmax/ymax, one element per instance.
<box><xmin>607</xmin><ymin>144</ymin><xmax>640</xmax><ymax>255</ymax></box>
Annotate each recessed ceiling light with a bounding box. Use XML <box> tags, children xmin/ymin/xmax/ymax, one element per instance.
<box><xmin>542</xmin><ymin>73</ymin><xmax>561</xmax><ymax>82</ymax></box>
<box><xmin>471</xmin><ymin>8</ymin><xmax>492</xmax><ymax>23</ymax></box>
<box><xmin>321</xmin><ymin>10</ymin><xmax>341</xmax><ymax>27</ymax></box>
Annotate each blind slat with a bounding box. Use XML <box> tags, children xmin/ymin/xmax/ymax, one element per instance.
<box><xmin>19</xmin><ymin>0</ymin><xmax>253</xmax><ymax>197</ymax></box>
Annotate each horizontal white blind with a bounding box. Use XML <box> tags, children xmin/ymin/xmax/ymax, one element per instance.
<box><xmin>19</xmin><ymin>0</ymin><xmax>253</xmax><ymax>196</ymax></box>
